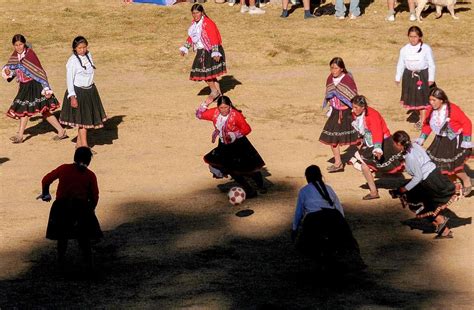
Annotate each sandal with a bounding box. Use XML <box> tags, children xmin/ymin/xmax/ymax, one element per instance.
<box><xmin>434</xmin><ymin>216</ymin><xmax>449</xmax><ymax>235</ymax></box>
<box><xmin>362</xmin><ymin>193</ymin><xmax>380</xmax><ymax>200</ymax></box>
<box><xmin>462</xmin><ymin>185</ymin><xmax>472</xmax><ymax>197</ymax></box>
<box><xmin>327</xmin><ymin>163</ymin><xmax>344</xmax><ymax>173</ymax></box>
<box><xmin>11</xmin><ymin>135</ymin><xmax>24</xmax><ymax>144</ymax></box>
<box><xmin>52</xmin><ymin>131</ymin><xmax>69</xmax><ymax>141</ymax></box>
<box><xmin>434</xmin><ymin>230</ymin><xmax>454</xmax><ymax>239</ymax></box>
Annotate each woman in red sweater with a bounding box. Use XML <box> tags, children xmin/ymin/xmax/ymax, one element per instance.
<box><xmin>39</xmin><ymin>147</ymin><xmax>102</xmax><ymax>269</ymax></box>
<box><xmin>350</xmin><ymin>95</ymin><xmax>404</xmax><ymax>200</ymax></box>
<box><xmin>416</xmin><ymin>87</ymin><xmax>472</xmax><ymax>196</ymax></box>
<box><xmin>196</xmin><ymin>96</ymin><xmax>266</xmax><ymax>198</ymax></box>
<box><xmin>180</xmin><ymin>4</ymin><xmax>227</xmax><ymax>104</ymax></box>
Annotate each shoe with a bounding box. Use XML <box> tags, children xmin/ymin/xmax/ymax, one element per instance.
<box><xmin>11</xmin><ymin>135</ymin><xmax>24</xmax><ymax>144</ymax></box>
<box><xmin>349</xmin><ymin>14</ymin><xmax>358</xmax><ymax>20</ymax></box>
<box><xmin>327</xmin><ymin>164</ymin><xmax>344</xmax><ymax>173</ymax></box>
<box><xmin>434</xmin><ymin>230</ymin><xmax>454</xmax><ymax>239</ymax></box>
<box><xmin>280</xmin><ymin>10</ymin><xmax>289</xmax><ymax>18</ymax></box>
<box><xmin>240</xmin><ymin>5</ymin><xmax>249</xmax><ymax>13</ymax></box>
<box><xmin>362</xmin><ymin>193</ymin><xmax>380</xmax><ymax>200</ymax></box>
<box><xmin>259</xmin><ymin>1</ymin><xmax>266</xmax><ymax>8</ymax></box>
<box><xmin>249</xmin><ymin>7</ymin><xmax>265</xmax><ymax>14</ymax></box>
<box><xmin>435</xmin><ymin>216</ymin><xmax>449</xmax><ymax>235</ymax></box>
<box><xmin>304</xmin><ymin>13</ymin><xmax>315</xmax><ymax>19</ymax></box>
<box><xmin>409</xmin><ymin>13</ymin><xmax>416</xmax><ymax>21</ymax></box>
<box><xmin>385</xmin><ymin>14</ymin><xmax>395</xmax><ymax>22</ymax></box>
<box><xmin>53</xmin><ymin>131</ymin><xmax>69</xmax><ymax>141</ymax></box>
<box><xmin>228</xmin><ymin>0</ymin><xmax>235</xmax><ymax>5</ymax></box>
<box><xmin>335</xmin><ymin>15</ymin><xmax>345</xmax><ymax>20</ymax></box>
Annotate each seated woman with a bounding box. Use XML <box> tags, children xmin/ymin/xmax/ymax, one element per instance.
<box><xmin>196</xmin><ymin>96</ymin><xmax>266</xmax><ymax>198</ymax></box>
<box><xmin>350</xmin><ymin>95</ymin><xmax>404</xmax><ymax>200</ymax></box>
<box><xmin>416</xmin><ymin>87</ymin><xmax>472</xmax><ymax>197</ymax></box>
<box><xmin>292</xmin><ymin>165</ymin><xmax>365</xmax><ymax>272</ymax></box>
<box><xmin>391</xmin><ymin>130</ymin><xmax>458</xmax><ymax>239</ymax></box>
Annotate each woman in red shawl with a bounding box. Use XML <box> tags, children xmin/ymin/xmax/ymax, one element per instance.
<box><xmin>319</xmin><ymin>57</ymin><xmax>360</xmax><ymax>173</ymax></box>
<box><xmin>2</xmin><ymin>34</ymin><xmax>67</xmax><ymax>143</ymax></box>
<box><xmin>180</xmin><ymin>4</ymin><xmax>227</xmax><ymax>104</ymax></box>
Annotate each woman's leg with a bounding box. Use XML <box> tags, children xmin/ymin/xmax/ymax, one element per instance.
<box><xmin>331</xmin><ymin>145</ymin><xmax>342</xmax><ymax>167</ymax></box>
<box><xmin>231</xmin><ymin>174</ymin><xmax>258</xmax><ymax>198</ymax></box>
<box><xmin>205</xmin><ymin>80</ymin><xmax>217</xmax><ymax>103</ymax></box>
<box><xmin>456</xmin><ymin>171</ymin><xmax>472</xmax><ymax>195</ymax></box>
<box><xmin>77</xmin><ymin>128</ymin><xmax>88</xmax><ymax>148</ymax></box>
<box><xmin>43</xmin><ymin>111</ymin><xmax>66</xmax><ymax>136</ymax></box>
<box><xmin>12</xmin><ymin>116</ymin><xmax>29</xmax><ymax>142</ymax></box>
<box><xmin>361</xmin><ymin>163</ymin><xmax>379</xmax><ymax>198</ymax></box>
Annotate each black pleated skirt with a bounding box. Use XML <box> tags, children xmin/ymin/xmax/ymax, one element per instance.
<box><xmin>359</xmin><ymin>136</ymin><xmax>404</xmax><ymax>173</ymax></box>
<box><xmin>319</xmin><ymin>108</ymin><xmax>360</xmax><ymax>146</ymax></box>
<box><xmin>6</xmin><ymin>80</ymin><xmax>59</xmax><ymax>119</ymax></box>
<box><xmin>204</xmin><ymin>136</ymin><xmax>265</xmax><ymax>175</ymax></box>
<box><xmin>190</xmin><ymin>46</ymin><xmax>227</xmax><ymax>81</ymax></box>
<box><xmin>426</xmin><ymin>135</ymin><xmax>472</xmax><ymax>175</ymax></box>
<box><xmin>60</xmin><ymin>84</ymin><xmax>107</xmax><ymax>129</ymax></box>
<box><xmin>400</xmin><ymin>68</ymin><xmax>430</xmax><ymax>110</ymax></box>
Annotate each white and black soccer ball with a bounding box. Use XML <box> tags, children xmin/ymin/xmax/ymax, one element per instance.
<box><xmin>228</xmin><ymin>187</ymin><xmax>246</xmax><ymax>205</ymax></box>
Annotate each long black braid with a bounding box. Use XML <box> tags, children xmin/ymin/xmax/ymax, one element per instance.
<box><xmin>305</xmin><ymin>165</ymin><xmax>334</xmax><ymax>206</ymax></box>
<box><xmin>393</xmin><ymin>131</ymin><xmax>413</xmax><ymax>156</ymax></box>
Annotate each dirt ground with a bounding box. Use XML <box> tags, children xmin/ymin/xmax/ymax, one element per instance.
<box><xmin>0</xmin><ymin>0</ymin><xmax>473</xmax><ymax>309</ymax></box>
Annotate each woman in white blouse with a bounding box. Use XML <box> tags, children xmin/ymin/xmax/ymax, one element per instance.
<box><xmin>60</xmin><ymin>36</ymin><xmax>107</xmax><ymax>150</ymax></box>
<box><xmin>391</xmin><ymin>131</ymin><xmax>456</xmax><ymax>239</ymax></box>
<box><xmin>395</xmin><ymin>26</ymin><xmax>436</xmax><ymax>129</ymax></box>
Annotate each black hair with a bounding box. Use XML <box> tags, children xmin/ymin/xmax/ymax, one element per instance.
<box><xmin>393</xmin><ymin>131</ymin><xmax>412</xmax><ymax>155</ymax></box>
<box><xmin>190</xmin><ymin>3</ymin><xmax>207</xmax><ymax>16</ymax></box>
<box><xmin>12</xmin><ymin>34</ymin><xmax>26</xmax><ymax>45</ymax></box>
<box><xmin>408</xmin><ymin>26</ymin><xmax>424</xmax><ymax>53</ymax></box>
<box><xmin>351</xmin><ymin>95</ymin><xmax>369</xmax><ymax>116</ymax></box>
<box><xmin>329</xmin><ymin>57</ymin><xmax>348</xmax><ymax>74</ymax></box>
<box><xmin>72</xmin><ymin>36</ymin><xmax>96</xmax><ymax>70</ymax></box>
<box><xmin>74</xmin><ymin>147</ymin><xmax>93</xmax><ymax>170</ymax></box>
<box><xmin>305</xmin><ymin>165</ymin><xmax>334</xmax><ymax>206</ymax></box>
<box><xmin>425</xmin><ymin>87</ymin><xmax>451</xmax><ymax>126</ymax></box>
<box><xmin>217</xmin><ymin>95</ymin><xmax>241</xmax><ymax>112</ymax></box>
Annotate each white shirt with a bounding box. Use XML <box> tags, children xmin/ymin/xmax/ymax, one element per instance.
<box><xmin>66</xmin><ymin>53</ymin><xmax>95</xmax><ymax>98</ymax></box>
<box><xmin>430</xmin><ymin>104</ymin><xmax>448</xmax><ymax>136</ymax></box>
<box><xmin>188</xmin><ymin>17</ymin><xmax>204</xmax><ymax>50</ymax></box>
<box><xmin>332</xmin><ymin>73</ymin><xmax>345</xmax><ymax>86</ymax></box>
<box><xmin>292</xmin><ymin>183</ymin><xmax>344</xmax><ymax>231</ymax></box>
<box><xmin>395</xmin><ymin>43</ymin><xmax>435</xmax><ymax>82</ymax></box>
<box><xmin>215</xmin><ymin>114</ymin><xmax>229</xmax><ymax>142</ymax></box>
<box><xmin>403</xmin><ymin>143</ymin><xmax>436</xmax><ymax>191</ymax></box>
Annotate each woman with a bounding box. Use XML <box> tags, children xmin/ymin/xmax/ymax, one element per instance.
<box><xmin>39</xmin><ymin>147</ymin><xmax>102</xmax><ymax>269</ymax></box>
<box><xmin>395</xmin><ymin>26</ymin><xmax>436</xmax><ymax>129</ymax></box>
<box><xmin>350</xmin><ymin>95</ymin><xmax>404</xmax><ymax>200</ymax></box>
<box><xmin>180</xmin><ymin>4</ymin><xmax>227</xmax><ymax>104</ymax></box>
<box><xmin>319</xmin><ymin>57</ymin><xmax>360</xmax><ymax>173</ymax></box>
<box><xmin>292</xmin><ymin>165</ymin><xmax>365</xmax><ymax>271</ymax></box>
<box><xmin>391</xmin><ymin>131</ymin><xmax>457</xmax><ymax>239</ymax></box>
<box><xmin>60</xmin><ymin>36</ymin><xmax>107</xmax><ymax>150</ymax></box>
<box><xmin>196</xmin><ymin>96</ymin><xmax>266</xmax><ymax>198</ymax></box>
<box><xmin>416</xmin><ymin>87</ymin><xmax>472</xmax><ymax>197</ymax></box>
<box><xmin>2</xmin><ymin>34</ymin><xmax>67</xmax><ymax>143</ymax></box>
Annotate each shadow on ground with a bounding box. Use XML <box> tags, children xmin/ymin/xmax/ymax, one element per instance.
<box><xmin>197</xmin><ymin>75</ymin><xmax>242</xmax><ymax>97</ymax></box>
<box><xmin>0</xmin><ymin>183</ymin><xmax>462</xmax><ymax>308</ymax></box>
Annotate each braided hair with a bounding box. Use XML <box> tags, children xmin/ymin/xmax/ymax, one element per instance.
<box><xmin>408</xmin><ymin>26</ymin><xmax>424</xmax><ymax>53</ymax></box>
<box><xmin>217</xmin><ymin>95</ymin><xmax>242</xmax><ymax>113</ymax></box>
<box><xmin>393</xmin><ymin>131</ymin><xmax>412</xmax><ymax>155</ymax></box>
<box><xmin>351</xmin><ymin>95</ymin><xmax>369</xmax><ymax>116</ymax></box>
<box><xmin>329</xmin><ymin>57</ymin><xmax>348</xmax><ymax>74</ymax></box>
<box><xmin>72</xmin><ymin>36</ymin><xmax>96</xmax><ymax>70</ymax></box>
<box><xmin>425</xmin><ymin>87</ymin><xmax>451</xmax><ymax>126</ymax></box>
<box><xmin>305</xmin><ymin>165</ymin><xmax>334</xmax><ymax>207</ymax></box>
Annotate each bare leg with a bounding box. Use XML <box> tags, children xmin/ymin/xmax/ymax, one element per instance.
<box><xmin>331</xmin><ymin>145</ymin><xmax>342</xmax><ymax>167</ymax></box>
<box><xmin>43</xmin><ymin>111</ymin><xmax>66</xmax><ymax>136</ymax></box>
<box><xmin>408</xmin><ymin>0</ymin><xmax>415</xmax><ymax>14</ymax></box>
<box><xmin>361</xmin><ymin>163</ymin><xmax>378</xmax><ymax>196</ymax></box>
<box><xmin>456</xmin><ymin>171</ymin><xmax>472</xmax><ymax>188</ymax></box>
<box><xmin>282</xmin><ymin>0</ymin><xmax>289</xmax><ymax>10</ymax></box>
<box><xmin>77</xmin><ymin>127</ymin><xmax>88</xmax><ymax>148</ymax></box>
<box><xmin>15</xmin><ymin>116</ymin><xmax>29</xmax><ymax>142</ymax></box>
<box><xmin>205</xmin><ymin>80</ymin><xmax>217</xmax><ymax>104</ymax></box>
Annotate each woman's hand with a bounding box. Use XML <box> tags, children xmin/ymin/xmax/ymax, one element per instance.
<box><xmin>180</xmin><ymin>50</ymin><xmax>186</xmax><ymax>57</ymax></box>
<box><xmin>428</xmin><ymin>81</ymin><xmax>434</xmax><ymax>86</ymax></box>
<box><xmin>45</xmin><ymin>93</ymin><xmax>52</xmax><ymax>99</ymax></box>
<box><xmin>213</xmin><ymin>56</ymin><xmax>221</xmax><ymax>62</ymax></box>
<box><xmin>71</xmin><ymin>96</ymin><xmax>78</xmax><ymax>108</ymax></box>
<box><xmin>4</xmin><ymin>68</ymin><xmax>11</xmax><ymax>76</ymax></box>
<box><xmin>395</xmin><ymin>81</ymin><xmax>400</xmax><ymax>86</ymax></box>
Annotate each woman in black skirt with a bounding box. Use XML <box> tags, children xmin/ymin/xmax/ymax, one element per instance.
<box><xmin>60</xmin><ymin>36</ymin><xmax>107</xmax><ymax>150</ymax></box>
<box><xmin>196</xmin><ymin>96</ymin><xmax>265</xmax><ymax>198</ymax></box>
<box><xmin>319</xmin><ymin>57</ymin><xmax>360</xmax><ymax>173</ymax></box>
<box><xmin>391</xmin><ymin>131</ymin><xmax>457</xmax><ymax>239</ymax></box>
<box><xmin>416</xmin><ymin>87</ymin><xmax>472</xmax><ymax>196</ymax></box>
<box><xmin>350</xmin><ymin>95</ymin><xmax>404</xmax><ymax>200</ymax></box>
<box><xmin>180</xmin><ymin>4</ymin><xmax>227</xmax><ymax>104</ymax></box>
<box><xmin>395</xmin><ymin>26</ymin><xmax>436</xmax><ymax>129</ymax></box>
<box><xmin>2</xmin><ymin>34</ymin><xmax>67</xmax><ymax>143</ymax></box>
<box><xmin>39</xmin><ymin>147</ymin><xmax>102</xmax><ymax>268</ymax></box>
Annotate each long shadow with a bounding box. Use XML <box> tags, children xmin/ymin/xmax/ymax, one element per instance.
<box><xmin>0</xmin><ymin>182</ymin><xmax>451</xmax><ymax>308</ymax></box>
<box><xmin>197</xmin><ymin>75</ymin><xmax>242</xmax><ymax>96</ymax></box>
<box><xmin>327</xmin><ymin>144</ymin><xmax>359</xmax><ymax>165</ymax></box>
<box><xmin>22</xmin><ymin>111</ymin><xmax>62</xmax><ymax>142</ymax></box>
<box><xmin>420</xmin><ymin>5</ymin><xmax>471</xmax><ymax>19</ymax></box>
<box><xmin>0</xmin><ymin>158</ymin><xmax>9</xmax><ymax>165</ymax></box>
<box><xmin>401</xmin><ymin>209</ymin><xmax>472</xmax><ymax>234</ymax></box>
<box><xmin>70</xmin><ymin>115</ymin><xmax>125</xmax><ymax>148</ymax></box>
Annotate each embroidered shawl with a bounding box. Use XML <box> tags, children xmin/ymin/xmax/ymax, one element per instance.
<box><xmin>4</xmin><ymin>48</ymin><xmax>50</xmax><ymax>88</ymax></box>
<box><xmin>323</xmin><ymin>73</ymin><xmax>357</xmax><ymax>109</ymax></box>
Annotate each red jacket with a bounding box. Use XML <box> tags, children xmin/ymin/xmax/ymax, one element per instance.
<box><xmin>353</xmin><ymin>107</ymin><xmax>391</xmax><ymax>149</ymax></box>
<box><xmin>421</xmin><ymin>103</ymin><xmax>472</xmax><ymax>142</ymax></box>
<box><xmin>42</xmin><ymin>164</ymin><xmax>99</xmax><ymax>208</ymax></box>
<box><xmin>184</xmin><ymin>16</ymin><xmax>222</xmax><ymax>52</ymax></box>
<box><xmin>196</xmin><ymin>106</ymin><xmax>251</xmax><ymax>144</ymax></box>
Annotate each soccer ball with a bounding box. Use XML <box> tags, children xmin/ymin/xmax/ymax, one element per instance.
<box><xmin>228</xmin><ymin>187</ymin><xmax>246</xmax><ymax>205</ymax></box>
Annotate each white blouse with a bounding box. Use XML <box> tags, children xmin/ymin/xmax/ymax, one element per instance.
<box><xmin>429</xmin><ymin>104</ymin><xmax>448</xmax><ymax>136</ymax></box>
<box><xmin>66</xmin><ymin>52</ymin><xmax>95</xmax><ymax>98</ymax></box>
<box><xmin>395</xmin><ymin>43</ymin><xmax>435</xmax><ymax>82</ymax></box>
